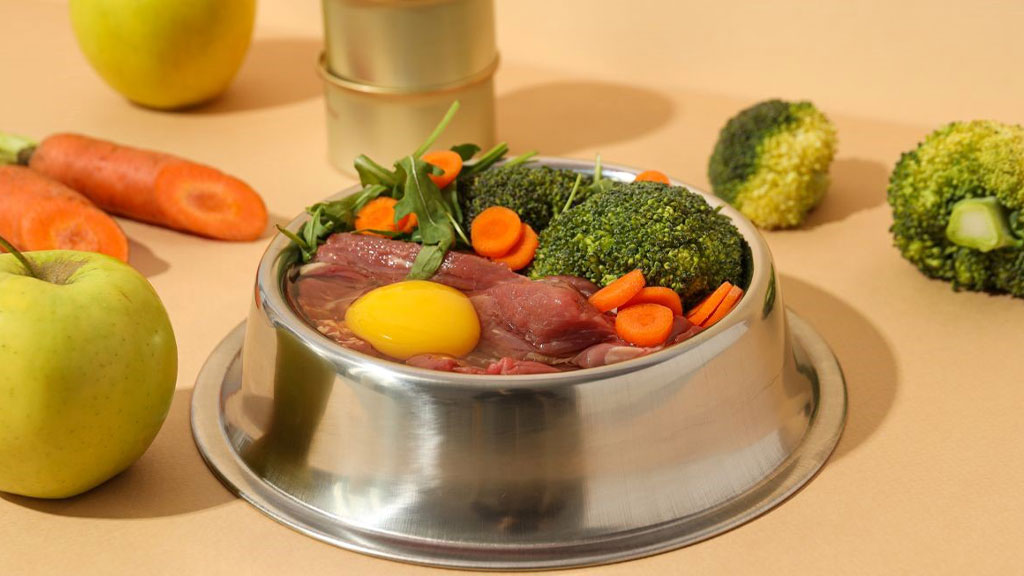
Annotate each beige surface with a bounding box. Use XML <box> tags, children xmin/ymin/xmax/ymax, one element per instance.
<box><xmin>2</xmin><ymin>1</ymin><xmax>1023</xmax><ymax>574</ymax></box>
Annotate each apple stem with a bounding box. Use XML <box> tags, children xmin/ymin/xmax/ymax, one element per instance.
<box><xmin>0</xmin><ymin>235</ymin><xmax>39</xmax><ymax>279</ymax></box>
<box><xmin>0</xmin><ymin>131</ymin><xmax>37</xmax><ymax>166</ymax></box>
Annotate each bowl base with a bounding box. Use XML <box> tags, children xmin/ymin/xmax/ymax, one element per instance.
<box><xmin>191</xmin><ymin>310</ymin><xmax>846</xmax><ymax>570</ymax></box>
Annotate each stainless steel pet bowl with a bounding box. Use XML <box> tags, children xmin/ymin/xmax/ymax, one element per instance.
<box><xmin>191</xmin><ymin>158</ymin><xmax>846</xmax><ymax>570</ymax></box>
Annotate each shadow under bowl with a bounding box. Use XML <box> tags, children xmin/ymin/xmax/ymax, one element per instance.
<box><xmin>191</xmin><ymin>158</ymin><xmax>847</xmax><ymax>570</ymax></box>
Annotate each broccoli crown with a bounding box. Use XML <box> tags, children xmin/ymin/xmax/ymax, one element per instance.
<box><xmin>708</xmin><ymin>99</ymin><xmax>837</xmax><ymax>229</ymax></box>
<box><xmin>460</xmin><ymin>164</ymin><xmax>592</xmax><ymax>232</ymax></box>
<box><xmin>530</xmin><ymin>181</ymin><xmax>750</xmax><ymax>303</ymax></box>
<box><xmin>888</xmin><ymin>120</ymin><xmax>1024</xmax><ymax>297</ymax></box>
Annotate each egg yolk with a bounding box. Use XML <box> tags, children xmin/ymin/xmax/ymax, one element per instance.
<box><xmin>345</xmin><ymin>280</ymin><xmax>481</xmax><ymax>360</ymax></box>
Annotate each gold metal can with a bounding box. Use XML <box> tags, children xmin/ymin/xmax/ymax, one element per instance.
<box><xmin>318</xmin><ymin>54</ymin><xmax>497</xmax><ymax>176</ymax></box>
<box><xmin>321</xmin><ymin>0</ymin><xmax>496</xmax><ymax>89</ymax></box>
<box><xmin>319</xmin><ymin>0</ymin><xmax>497</xmax><ymax>175</ymax></box>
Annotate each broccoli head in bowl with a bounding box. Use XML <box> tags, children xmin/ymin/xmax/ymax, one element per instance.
<box><xmin>888</xmin><ymin>120</ymin><xmax>1024</xmax><ymax>297</ymax></box>
<box><xmin>531</xmin><ymin>180</ymin><xmax>750</xmax><ymax>304</ymax></box>
<box><xmin>708</xmin><ymin>99</ymin><xmax>837</xmax><ymax>229</ymax></box>
<box><xmin>460</xmin><ymin>164</ymin><xmax>593</xmax><ymax>232</ymax></box>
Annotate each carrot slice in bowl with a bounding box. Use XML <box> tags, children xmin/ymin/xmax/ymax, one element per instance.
<box><xmin>623</xmin><ymin>286</ymin><xmax>683</xmax><ymax>316</ymax></box>
<box><xmin>616</xmin><ymin>303</ymin><xmax>674</xmax><ymax>347</ymax></box>
<box><xmin>355</xmin><ymin>197</ymin><xmax>417</xmax><ymax>235</ymax></box>
<box><xmin>588</xmin><ymin>269</ymin><xmax>646</xmax><ymax>313</ymax></box>
<box><xmin>685</xmin><ymin>281</ymin><xmax>734</xmax><ymax>326</ymax></box>
<box><xmin>471</xmin><ymin>206</ymin><xmax>523</xmax><ymax>258</ymax></box>
<box><xmin>493</xmin><ymin>224</ymin><xmax>539</xmax><ymax>271</ymax></box>
<box><xmin>422</xmin><ymin>149</ymin><xmax>463</xmax><ymax>189</ymax></box>
<box><xmin>634</xmin><ymin>170</ymin><xmax>670</xmax><ymax>184</ymax></box>
<box><xmin>701</xmin><ymin>285</ymin><xmax>744</xmax><ymax>328</ymax></box>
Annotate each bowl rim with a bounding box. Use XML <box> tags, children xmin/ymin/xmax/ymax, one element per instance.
<box><xmin>255</xmin><ymin>156</ymin><xmax>774</xmax><ymax>388</ymax></box>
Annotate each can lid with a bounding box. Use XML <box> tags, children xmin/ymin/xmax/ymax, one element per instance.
<box><xmin>322</xmin><ymin>0</ymin><xmax>496</xmax><ymax>90</ymax></box>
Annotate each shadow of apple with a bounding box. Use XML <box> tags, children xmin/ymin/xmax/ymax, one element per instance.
<box><xmin>190</xmin><ymin>37</ymin><xmax>324</xmax><ymax>115</ymax></box>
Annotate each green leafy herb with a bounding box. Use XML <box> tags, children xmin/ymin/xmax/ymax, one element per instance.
<box><xmin>559</xmin><ymin>174</ymin><xmax>585</xmax><ymax>216</ymax></box>
<box><xmin>394</xmin><ymin>155</ymin><xmax>456</xmax><ymax>278</ymax></box>
<box><xmin>505</xmin><ymin>150</ymin><xmax>539</xmax><ymax>167</ymax></box>
<box><xmin>354</xmin><ymin>155</ymin><xmax>398</xmax><ymax>187</ymax></box>
<box><xmin>586</xmin><ymin>153</ymin><xmax>616</xmax><ymax>195</ymax></box>
<box><xmin>279</xmin><ymin>100</ymin><xmax>517</xmax><ymax>279</ymax></box>
<box><xmin>450</xmin><ymin>143</ymin><xmax>481</xmax><ymax>161</ymax></box>
<box><xmin>460</xmin><ymin>142</ymin><xmax>510</xmax><ymax>179</ymax></box>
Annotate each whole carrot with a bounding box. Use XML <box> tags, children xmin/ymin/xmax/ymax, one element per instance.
<box><xmin>0</xmin><ymin>165</ymin><xmax>129</xmax><ymax>261</ymax></box>
<box><xmin>4</xmin><ymin>133</ymin><xmax>267</xmax><ymax>241</ymax></box>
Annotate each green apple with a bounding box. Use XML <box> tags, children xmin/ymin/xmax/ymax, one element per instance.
<box><xmin>0</xmin><ymin>247</ymin><xmax>177</xmax><ymax>498</ymax></box>
<box><xmin>70</xmin><ymin>0</ymin><xmax>256</xmax><ymax>110</ymax></box>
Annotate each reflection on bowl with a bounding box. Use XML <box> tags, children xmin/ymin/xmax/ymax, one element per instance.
<box><xmin>194</xmin><ymin>158</ymin><xmax>845</xmax><ymax>570</ymax></box>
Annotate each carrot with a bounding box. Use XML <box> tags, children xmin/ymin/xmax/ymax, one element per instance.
<box><xmin>493</xmin><ymin>224</ymin><xmax>539</xmax><ymax>271</ymax></box>
<box><xmin>26</xmin><ymin>133</ymin><xmax>267</xmax><ymax>241</ymax></box>
<box><xmin>588</xmin><ymin>269</ymin><xmax>646</xmax><ymax>313</ymax></box>
<box><xmin>471</xmin><ymin>206</ymin><xmax>523</xmax><ymax>257</ymax></box>
<box><xmin>0</xmin><ymin>165</ymin><xmax>128</xmax><ymax>261</ymax></box>
<box><xmin>624</xmin><ymin>286</ymin><xmax>683</xmax><ymax>316</ymax></box>
<box><xmin>685</xmin><ymin>281</ymin><xmax>734</xmax><ymax>326</ymax></box>
<box><xmin>422</xmin><ymin>150</ymin><xmax>463</xmax><ymax>189</ymax></box>
<box><xmin>634</xmin><ymin>170</ymin><xmax>670</xmax><ymax>185</ymax></box>
<box><xmin>354</xmin><ymin>197</ymin><xmax>417</xmax><ymax>235</ymax></box>
<box><xmin>615</xmin><ymin>303</ymin><xmax>674</xmax><ymax>347</ymax></box>
<box><xmin>701</xmin><ymin>285</ymin><xmax>744</xmax><ymax>328</ymax></box>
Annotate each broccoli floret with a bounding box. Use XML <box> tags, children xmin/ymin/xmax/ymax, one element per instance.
<box><xmin>530</xmin><ymin>180</ymin><xmax>750</xmax><ymax>303</ymax></box>
<box><xmin>888</xmin><ymin>120</ymin><xmax>1024</xmax><ymax>297</ymax></box>
<box><xmin>460</xmin><ymin>164</ymin><xmax>593</xmax><ymax>231</ymax></box>
<box><xmin>708</xmin><ymin>99</ymin><xmax>837</xmax><ymax>229</ymax></box>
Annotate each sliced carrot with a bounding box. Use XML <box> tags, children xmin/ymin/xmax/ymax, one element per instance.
<box><xmin>0</xmin><ymin>165</ymin><xmax>128</xmax><ymax>261</ymax></box>
<box><xmin>588</xmin><ymin>269</ymin><xmax>646</xmax><ymax>313</ymax></box>
<box><xmin>624</xmin><ymin>286</ymin><xmax>683</xmax><ymax>316</ymax></box>
<box><xmin>354</xmin><ymin>197</ymin><xmax>417</xmax><ymax>235</ymax></box>
<box><xmin>634</xmin><ymin>170</ymin><xmax>670</xmax><ymax>184</ymax></box>
<box><xmin>422</xmin><ymin>149</ymin><xmax>463</xmax><ymax>189</ymax></box>
<box><xmin>701</xmin><ymin>285</ymin><xmax>744</xmax><ymax>328</ymax></box>
<box><xmin>28</xmin><ymin>133</ymin><xmax>268</xmax><ymax>241</ymax></box>
<box><xmin>154</xmin><ymin>161</ymin><xmax>268</xmax><ymax>241</ymax></box>
<box><xmin>685</xmin><ymin>281</ymin><xmax>734</xmax><ymax>326</ymax></box>
<box><xmin>493</xmin><ymin>223</ymin><xmax>539</xmax><ymax>271</ymax></box>
<box><xmin>471</xmin><ymin>206</ymin><xmax>523</xmax><ymax>257</ymax></box>
<box><xmin>615</xmin><ymin>303</ymin><xmax>674</xmax><ymax>347</ymax></box>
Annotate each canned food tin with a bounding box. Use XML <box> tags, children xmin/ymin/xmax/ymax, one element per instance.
<box><xmin>318</xmin><ymin>53</ymin><xmax>497</xmax><ymax>176</ymax></box>
<box><xmin>322</xmin><ymin>0</ymin><xmax>496</xmax><ymax>90</ymax></box>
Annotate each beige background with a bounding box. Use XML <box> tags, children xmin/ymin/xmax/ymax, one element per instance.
<box><xmin>2</xmin><ymin>0</ymin><xmax>1023</xmax><ymax>574</ymax></box>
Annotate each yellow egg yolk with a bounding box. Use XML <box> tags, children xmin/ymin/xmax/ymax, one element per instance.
<box><xmin>344</xmin><ymin>280</ymin><xmax>481</xmax><ymax>360</ymax></box>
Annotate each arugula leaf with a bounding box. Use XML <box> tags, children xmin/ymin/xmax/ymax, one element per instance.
<box><xmin>354</xmin><ymin>155</ymin><xmax>399</xmax><ymax>187</ymax></box>
<box><xmin>450</xmin><ymin>143</ymin><xmax>481</xmax><ymax>161</ymax></box>
<box><xmin>278</xmin><ymin>100</ymin><xmax>515</xmax><ymax>273</ymax></box>
<box><xmin>446</xmin><ymin>179</ymin><xmax>465</xmax><ymax>229</ymax></box>
<box><xmin>395</xmin><ymin>155</ymin><xmax>455</xmax><ymax>279</ymax></box>
<box><xmin>283</xmin><ymin>184</ymin><xmax>391</xmax><ymax>262</ymax></box>
<box><xmin>406</xmin><ymin>245</ymin><xmax>446</xmax><ymax>280</ymax></box>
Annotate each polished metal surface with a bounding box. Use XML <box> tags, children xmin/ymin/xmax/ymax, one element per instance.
<box><xmin>322</xmin><ymin>0</ymin><xmax>496</xmax><ymax>89</ymax></box>
<box><xmin>191</xmin><ymin>159</ymin><xmax>848</xmax><ymax>570</ymax></box>
<box><xmin>318</xmin><ymin>54</ymin><xmax>496</xmax><ymax>176</ymax></box>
